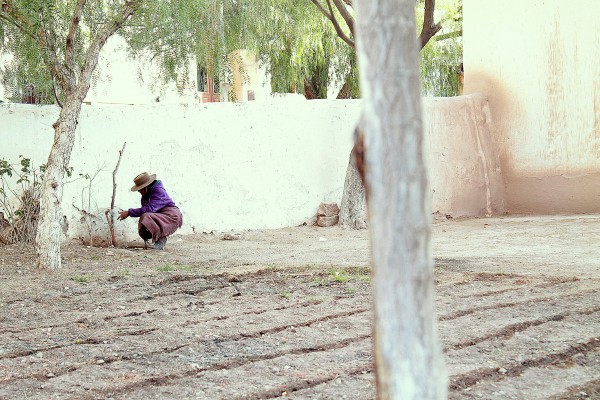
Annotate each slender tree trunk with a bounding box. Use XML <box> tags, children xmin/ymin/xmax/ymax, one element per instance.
<box><xmin>35</xmin><ymin>98</ymin><xmax>83</xmax><ymax>269</ymax></box>
<box><xmin>354</xmin><ymin>0</ymin><xmax>447</xmax><ymax>398</ymax></box>
<box><xmin>339</xmin><ymin>139</ymin><xmax>367</xmax><ymax>229</ymax></box>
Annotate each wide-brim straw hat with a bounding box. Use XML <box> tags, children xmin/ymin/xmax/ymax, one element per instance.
<box><xmin>131</xmin><ymin>172</ymin><xmax>157</xmax><ymax>192</ymax></box>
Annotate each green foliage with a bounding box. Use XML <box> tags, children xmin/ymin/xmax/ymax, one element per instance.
<box><xmin>0</xmin><ymin>0</ymin><xmax>226</xmax><ymax>103</ymax></box>
<box><xmin>0</xmin><ymin>0</ymin><xmax>462</xmax><ymax>104</ymax></box>
<box><xmin>156</xmin><ymin>264</ymin><xmax>192</xmax><ymax>272</ymax></box>
<box><xmin>0</xmin><ymin>155</ymin><xmax>74</xmax><ymax>245</ymax></box>
<box><xmin>229</xmin><ymin>0</ymin><xmax>356</xmax><ymax>98</ymax></box>
<box><xmin>417</xmin><ymin>0</ymin><xmax>463</xmax><ymax>97</ymax></box>
<box><xmin>329</xmin><ymin>269</ymin><xmax>350</xmax><ymax>283</ymax></box>
<box><xmin>70</xmin><ymin>274</ymin><xmax>95</xmax><ymax>283</ymax></box>
<box><xmin>0</xmin><ymin>156</ymin><xmax>45</xmax><ymax>244</ymax></box>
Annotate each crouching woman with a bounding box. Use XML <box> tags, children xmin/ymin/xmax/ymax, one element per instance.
<box><xmin>118</xmin><ymin>172</ymin><xmax>182</xmax><ymax>250</ymax></box>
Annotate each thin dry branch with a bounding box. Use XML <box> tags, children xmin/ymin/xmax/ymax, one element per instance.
<box><xmin>111</xmin><ymin>142</ymin><xmax>126</xmax><ymax>210</ymax></box>
<box><xmin>106</xmin><ymin>142</ymin><xmax>126</xmax><ymax>247</ymax></box>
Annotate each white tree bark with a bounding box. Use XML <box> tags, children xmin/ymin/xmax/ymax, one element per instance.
<box><xmin>354</xmin><ymin>1</ymin><xmax>447</xmax><ymax>399</ymax></box>
<box><xmin>33</xmin><ymin>2</ymin><xmax>135</xmax><ymax>269</ymax></box>
<box><xmin>339</xmin><ymin>149</ymin><xmax>367</xmax><ymax>229</ymax></box>
<box><xmin>35</xmin><ymin>99</ymin><xmax>82</xmax><ymax>269</ymax></box>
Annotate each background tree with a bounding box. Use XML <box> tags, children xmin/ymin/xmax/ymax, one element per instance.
<box><xmin>353</xmin><ymin>0</ymin><xmax>447</xmax><ymax>397</ymax></box>
<box><xmin>418</xmin><ymin>0</ymin><xmax>462</xmax><ymax>96</ymax></box>
<box><xmin>229</xmin><ymin>1</ymin><xmax>357</xmax><ymax>100</ymax></box>
<box><xmin>335</xmin><ymin>0</ymin><xmax>463</xmax><ymax>228</ymax></box>
<box><xmin>0</xmin><ymin>0</ymin><xmax>218</xmax><ymax>269</ymax></box>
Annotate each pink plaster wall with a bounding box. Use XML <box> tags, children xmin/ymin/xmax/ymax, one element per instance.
<box><xmin>464</xmin><ymin>0</ymin><xmax>600</xmax><ymax>214</ymax></box>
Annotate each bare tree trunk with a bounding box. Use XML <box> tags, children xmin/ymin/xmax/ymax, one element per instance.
<box><xmin>35</xmin><ymin>98</ymin><xmax>82</xmax><ymax>269</ymax></box>
<box><xmin>339</xmin><ymin>134</ymin><xmax>367</xmax><ymax>229</ymax></box>
<box><xmin>354</xmin><ymin>0</ymin><xmax>447</xmax><ymax>398</ymax></box>
<box><xmin>33</xmin><ymin>2</ymin><xmax>135</xmax><ymax>270</ymax></box>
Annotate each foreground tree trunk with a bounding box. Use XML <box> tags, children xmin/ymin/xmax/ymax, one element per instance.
<box><xmin>354</xmin><ymin>0</ymin><xmax>447</xmax><ymax>398</ymax></box>
<box><xmin>336</xmin><ymin>0</ymin><xmax>441</xmax><ymax>229</ymax></box>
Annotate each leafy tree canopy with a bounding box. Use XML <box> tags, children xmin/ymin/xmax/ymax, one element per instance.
<box><xmin>0</xmin><ymin>0</ymin><xmax>237</xmax><ymax>103</ymax></box>
<box><xmin>1</xmin><ymin>0</ymin><xmax>462</xmax><ymax>103</ymax></box>
<box><xmin>227</xmin><ymin>0</ymin><xmax>356</xmax><ymax>98</ymax></box>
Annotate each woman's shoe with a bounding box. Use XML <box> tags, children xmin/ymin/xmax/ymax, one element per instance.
<box><xmin>153</xmin><ymin>236</ymin><xmax>167</xmax><ymax>250</ymax></box>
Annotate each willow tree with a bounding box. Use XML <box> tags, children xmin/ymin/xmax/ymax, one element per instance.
<box><xmin>419</xmin><ymin>0</ymin><xmax>462</xmax><ymax>97</ymax></box>
<box><xmin>0</xmin><ymin>0</ymin><xmax>215</xmax><ymax>269</ymax></box>
<box><xmin>354</xmin><ymin>0</ymin><xmax>447</xmax><ymax>397</ymax></box>
<box><xmin>313</xmin><ymin>0</ymin><xmax>462</xmax><ymax>228</ymax></box>
<box><xmin>228</xmin><ymin>0</ymin><xmax>357</xmax><ymax>99</ymax></box>
<box><xmin>224</xmin><ymin>0</ymin><xmax>457</xmax><ymax>227</ymax></box>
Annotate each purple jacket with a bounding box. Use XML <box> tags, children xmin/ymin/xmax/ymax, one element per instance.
<box><xmin>128</xmin><ymin>180</ymin><xmax>177</xmax><ymax>218</ymax></box>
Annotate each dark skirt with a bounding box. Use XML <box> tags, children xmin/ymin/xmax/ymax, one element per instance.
<box><xmin>138</xmin><ymin>206</ymin><xmax>183</xmax><ymax>242</ymax></box>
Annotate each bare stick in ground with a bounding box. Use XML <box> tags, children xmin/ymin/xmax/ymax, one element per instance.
<box><xmin>106</xmin><ymin>142</ymin><xmax>126</xmax><ymax>247</ymax></box>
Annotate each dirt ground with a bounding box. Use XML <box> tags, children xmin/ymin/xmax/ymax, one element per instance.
<box><xmin>1</xmin><ymin>214</ymin><xmax>599</xmax><ymax>399</ymax></box>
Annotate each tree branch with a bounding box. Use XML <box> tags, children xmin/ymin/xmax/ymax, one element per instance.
<box><xmin>106</xmin><ymin>142</ymin><xmax>126</xmax><ymax>247</ymax></box>
<box><xmin>434</xmin><ymin>29</ymin><xmax>462</xmax><ymax>41</ymax></box>
<box><xmin>76</xmin><ymin>0</ymin><xmax>136</xmax><ymax>100</ymax></box>
<box><xmin>1</xmin><ymin>0</ymin><xmax>73</xmax><ymax>92</ymax></box>
<box><xmin>65</xmin><ymin>0</ymin><xmax>87</xmax><ymax>71</ymax></box>
<box><xmin>418</xmin><ymin>0</ymin><xmax>442</xmax><ymax>49</ymax></box>
<box><xmin>308</xmin><ymin>0</ymin><xmax>354</xmax><ymax>48</ymax></box>
<box><xmin>52</xmin><ymin>80</ymin><xmax>63</xmax><ymax>108</ymax></box>
<box><xmin>110</xmin><ymin>142</ymin><xmax>126</xmax><ymax>210</ymax></box>
<box><xmin>309</xmin><ymin>0</ymin><xmax>333</xmax><ymax>20</ymax></box>
<box><xmin>324</xmin><ymin>0</ymin><xmax>355</xmax><ymax>48</ymax></box>
<box><xmin>331</xmin><ymin>0</ymin><xmax>354</xmax><ymax>38</ymax></box>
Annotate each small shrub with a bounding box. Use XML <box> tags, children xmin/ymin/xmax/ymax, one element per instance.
<box><xmin>329</xmin><ymin>270</ymin><xmax>350</xmax><ymax>283</ymax></box>
<box><xmin>156</xmin><ymin>264</ymin><xmax>193</xmax><ymax>272</ymax></box>
<box><xmin>0</xmin><ymin>157</ymin><xmax>44</xmax><ymax>245</ymax></box>
<box><xmin>70</xmin><ymin>274</ymin><xmax>94</xmax><ymax>283</ymax></box>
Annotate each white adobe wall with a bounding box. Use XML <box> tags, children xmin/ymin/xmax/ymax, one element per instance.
<box><xmin>464</xmin><ymin>0</ymin><xmax>600</xmax><ymax>214</ymax></box>
<box><xmin>85</xmin><ymin>36</ymin><xmax>198</xmax><ymax>105</ymax></box>
<box><xmin>425</xmin><ymin>94</ymin><xmax>505</xmax><ymax>217</ymax></box>
<box><xmin>0</xmin><ymin>96</ymin><xmax>503</xmax><ymax>242</ymax></box>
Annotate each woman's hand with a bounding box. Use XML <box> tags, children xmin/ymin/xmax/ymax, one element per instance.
<box><xmin>118</xmin><ymin>210</ymin><xmax>129</xmax><ymax>220</ymax></box>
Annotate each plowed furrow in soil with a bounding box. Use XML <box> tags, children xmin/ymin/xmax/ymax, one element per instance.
<box><xmin>0</xmin><ymin>308</ymin><xmax>372</xmax><ymax>388</ymax></box>
<box><xmin>178</xmin><ymin>299</ymin><xmax>324</xmax><ymax>326</ymax></box>
<box><xmin>0</xmin><ymin>288</ymin><xmax>368</xmax><ymax>364</ymax></box>
<box><xmin>0</xmin><ymin>343</ymin><xmax>188</xmax><ymax>384</ymax></box>
<box><xmin>445</xmin><ymin>310</ymin><xmax>600</xmax><ymax>376</ymax></box>
<box><xmin>439</xmin><ymin>287</ymin><xmax>598</xmax><ymax>321</ymax></box>
<box><xmin>437</xmin><ymin>273</ymin><xmax>584</xmax><ymax>300</ymax></box>
<box><xmin>0</xmin><ymin>266</ymin><xmax>366</xmax><ymax>335</ymax></box>
<box><xmin>450</xmin><ymin>338</ymin><xmax>600</xmax><ymax>400</ymax></box>
<box><xmin>451</xmin><ymin>365</ymin><xmax>600</xmax><ymax>400</ymax></box>
<box><xmin>445</xmin><ymin>309</ymin><xmax>600</xmax><ymax>395</ymax></box>
<box><xmin>275</xmin><ymin>370</ymin><xmax>375</xmax><ymax>400</ymax></box>
<box><xmin>440</xmin><ymin>290</ymin><xmax>600</xmax><ymax>350</ymax></box>
<box><xmin>548</xmin><ymin>378</ymin><xmax>600</xmax><ymax>400</ymax></box>
<box><xmin>20</xmin><ymin>334</ymin><xmax>371</xmax><ymax>399</ymax></box>
<box><xmin>95</xmin><ymin>337</ymin><xmax>373</xmax><ymax>400</ymax></box>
